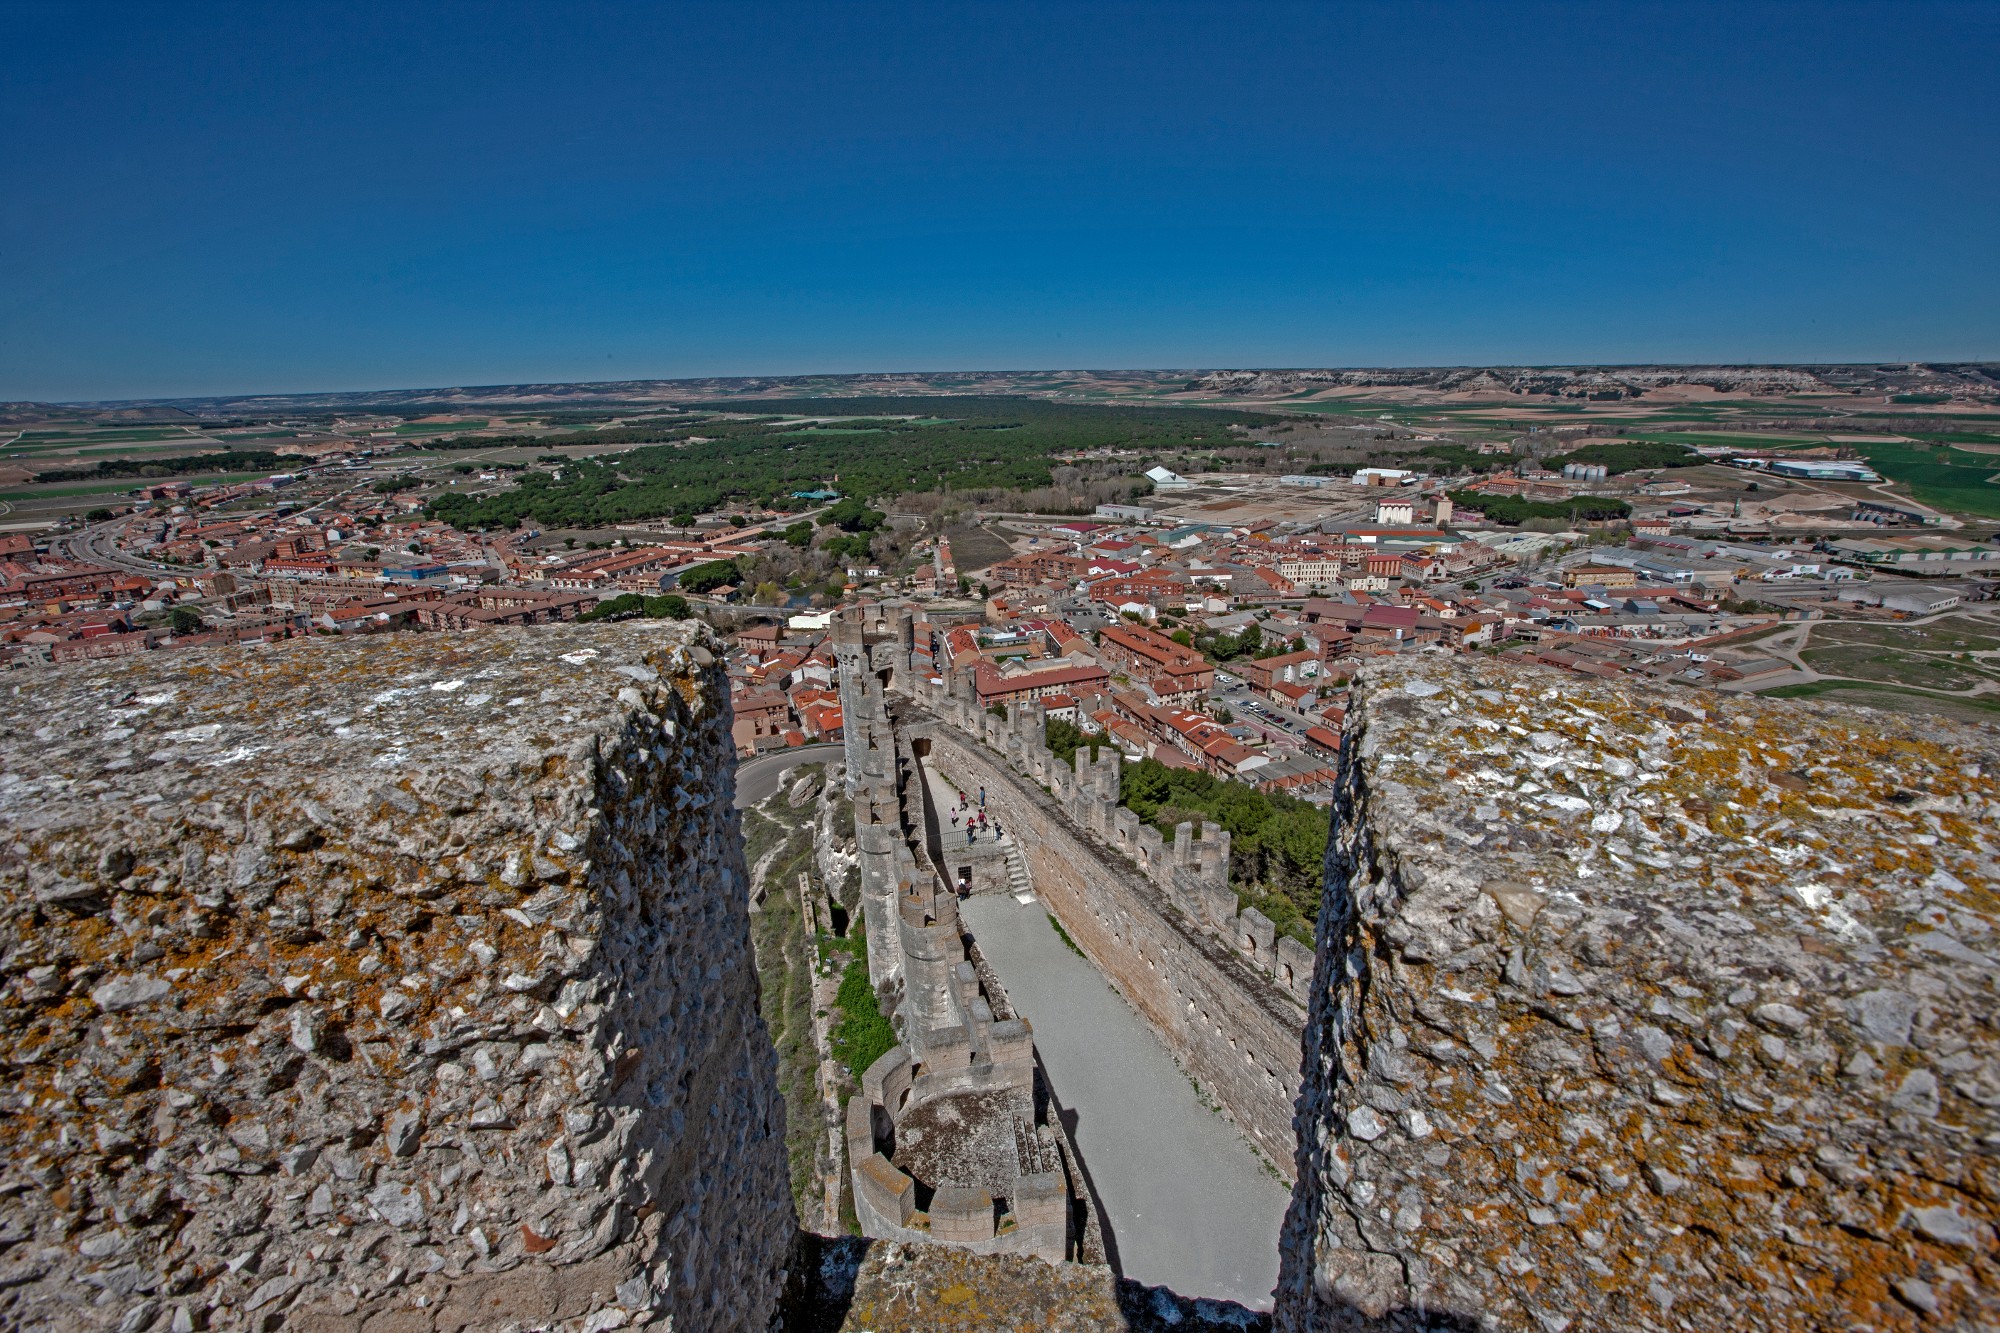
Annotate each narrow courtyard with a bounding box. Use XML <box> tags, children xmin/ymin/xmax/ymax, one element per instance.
<box><xmin>957</xmin><ymin>890</ymin><xmax>1292</xmax><ymax>1310</ymax></box>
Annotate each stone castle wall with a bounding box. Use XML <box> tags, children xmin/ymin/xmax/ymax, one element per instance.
<box><xmin>908</xmin><ymin>670</ymin><xmax>1316</xmax><ymax>1001</ymax></box>
<box><xmin>824</xmin><ymin>610</ymin><xmax>1310</xmax><ymax>1182</ymax></box>
<box><xmin>833</xmin><ymin>635</ymin><xmax>1074</xmax><ymax>1262</ymax></box>
<box><xmin>911</xmin><ymin>718</ymin><xmax>1307</xmax><ymax>1180</ymax></box>
<box><xmin>1276</xmin><ymin>658</ymin><xmax>1999</xmax><ymax>1331</ymax></box>
<box><xmin>0</xmin><ymin>624</ymin><xmax>795</xmax><ymax>1333</ymax></box>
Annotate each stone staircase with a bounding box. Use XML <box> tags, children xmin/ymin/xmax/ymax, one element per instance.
<box><xmin>1000</xmin><ymin>835</ymin><xmax>1035</xmax><ymax>903</ymax></box>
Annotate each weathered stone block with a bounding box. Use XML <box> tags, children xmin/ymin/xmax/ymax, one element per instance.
<box><xmin>1013</xmin><ymin>1170</ymin><xmax>1069</xmax><ymax>1231</ymax></box>
<box><xmin>1277</xmin><ymin>658</ymin><xmax>2000</xmax><ymax>1332</ymax></box>
<box><xmin>0</xmin><ymin>624</ymin><xmax>794</xmax><ymax>1333</ymax></box>
<box><xmin>1239</xmin><ymin>906</ymin><xmax>1276</xmax><ymax>963</ymax></box>
<box><xmin>1274</xmin><ymin>936</ymin><xmax>1313</xmax><ymax>999</ymax></box>
<box><xmin>930</xmin><ymin>1186</ymin><xmax>997</xmax><ymax>1243</ymax></box>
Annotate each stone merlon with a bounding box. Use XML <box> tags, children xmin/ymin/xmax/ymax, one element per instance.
<box><xmin>0</xmin><ymin>624</ymin><xmax>794</xmax><ymax>1333</ymax></box>
<box><xmin>1277</xmin><ymin>657</ymin><xmax>2000</xmax><ymax>1332</ymax></box>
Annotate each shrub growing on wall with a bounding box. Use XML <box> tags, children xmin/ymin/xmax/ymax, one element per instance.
<box><xmin>832</xmin><ymin>957</ymin><xmax>896</xmax><ymax>1082</ymax></box>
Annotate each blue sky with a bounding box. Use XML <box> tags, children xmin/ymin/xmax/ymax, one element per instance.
<box><xmin>3</xmin><ymin>0</ymin><xmax>1996</xmax><ymax>401</ymax></box>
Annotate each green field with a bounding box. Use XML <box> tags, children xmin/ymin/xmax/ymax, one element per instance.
<box><xmin>1845</xmin><ymin>439</ymin><xmax>2000</xmax><ymax>519</ymax></box>
<box><xmin>16</xmin><ymin>440</ymin><xmax>227</xmax><ymax>459</ymax></box>
<box><xmin>0</xmin><ymin>470</ymin><xmax>270</xmax><ymax>501</ymax></box>
<box><xmin>16</xmin><ymin>428</ymin><xmax>200</xmax><ymax>443</ymax></box>
<box><xmin>1796</xmin><ymin>643</ymin><xmax>1997</xmax><ymax>693</ymax></box>
<box><xmin>1809</xmin><ymin>619</ymin><xmax>2000</xmax><ymax>654</ymax></box>
<box><xmin>1622</xmin><ymin>431</ymin><xmax>1822</xmax><ymax>450</ymax></box>
<box><xmin>1904</xmin><ymin>430</ymin><xmax>2000</xmax><ymax>446</ymax></box>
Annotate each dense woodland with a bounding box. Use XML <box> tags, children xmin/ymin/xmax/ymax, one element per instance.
<box><xmin>1544</xmin><ymin>439</ymin><xmax>1701</xmax><ymax>474</ymax></box>
<box><xmin>1446</xmin><ymin>489</ymin><xmax>1634</xmax><ymax>526</ymax></box>
<box><xmin>37</xmin><ymin>448</ymin><xmax>293</xmax><ymax>482</ymax></box>
<box><xmin>426</xmin><ymin>397</ymin><xmax>1280</xmax><ymax>530</ymax></box>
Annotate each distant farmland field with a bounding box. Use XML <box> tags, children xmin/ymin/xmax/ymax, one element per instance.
<box><xmin>1849</xmin><ymin>439</ymin><xmax>2000</xmax><ymax>519</ymax></box>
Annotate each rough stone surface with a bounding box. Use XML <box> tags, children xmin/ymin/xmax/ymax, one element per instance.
<box><xmin>1277</xmin><ymin>657</ymin><xmax>2000</xmax><ymax>1331</ymax></box>
<box><xmin>0</xmin><ymin>625</ymin><xmax>794</xmax><ymax>1332</ymax></box>
<box><xmin>793</xmin><ymin>1237</ymin><xmax>1271</xmax><ymax>1332</ymax></box>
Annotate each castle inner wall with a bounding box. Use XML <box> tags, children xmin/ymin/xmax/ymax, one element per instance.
<box><xmin>915</xmin><ymin>719</ymin><xmax>1305</xmax><ymax>1179</ymax></box>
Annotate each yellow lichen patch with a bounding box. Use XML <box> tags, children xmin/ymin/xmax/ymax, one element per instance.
<box><xmin>1290</xmin><ymin>656</ymin><xmax>1999</xmax><ymax>1331</ymax></box>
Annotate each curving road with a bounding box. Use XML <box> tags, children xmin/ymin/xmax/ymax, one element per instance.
<box><xmin>733</xmin><ymin>744</ymin><xmax>842</xmax><ymax>810</ymax></box>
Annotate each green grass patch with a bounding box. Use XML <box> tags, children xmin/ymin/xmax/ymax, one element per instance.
<box><xmin>1759</xmin><ymin>679</ymin><xmax>2000</xmax><ymax>723</ymax></box>
<box><xmin>1048</xmin><ymin>914</ymin><xmax>1084</xmax><ymax>958</ymax></box>
<box><xmin>0</xmin><ymin>471</ymin><xmax>270</xmax><ymax>500</ymax></box>
<box><xmin>741</xmin><ymin>807</ymin><xmax>787</xmax><ymax>871</ymax></box>
<box><xmin>1619</xmin><ymin>431</ymin><xmax>1822</xmax><ymax>449</ymax></box>
<box><xmin>832</xmin><ymin>955</ymin><xmax>897</xmax><ymax>1083</ymax></box>
<box><xmin>5</xmin><ymin>439</ymin><xmax>198</xmax><ymax>455</ymax></box>
<box><xmin>392</xmin><ymin>422</ymin><xmax>487</xmax><ymax>434</ymax></box>
<box><xmin>1903</xmin><ymin>430</ymin><xmax>2000</xmax><ymax>447</ymax></box>
<box><xmin>1809</xmin><ymin>618</ymin><xmax>2000</xmax><ymax>654</ymax></box>
<box><xmin>1720</xmin><ymin>622</ymin><xmax>1798</xmax><ymax>648</ymax></box>
<box><xmin>17</xmin><ymin>428</ymin><xmax>197</xmax><ymax>442</ymax></box>
<box><xmin>744</xmin><ymin>810</ymin><xmax>825</xmax><ymax>1213</ymax></box>
<box><xmin>1843</xmin><ymin>440</ymin><xmax>2000</xmax><ymax>520</ymax></box>
<box><xmin>1796</xmin><ymin>644</ymin><xmax>1997</xmax><ymax>692</ymax></box>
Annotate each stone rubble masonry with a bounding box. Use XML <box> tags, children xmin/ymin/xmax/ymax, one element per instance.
<box><xmin>1276</xmin><ymin>656</ymin><xmax>1999</xmax><ymax>1332</ymax></box>
<box><xmin>794</xmin><ymin>1236</ymin><xmax>1274</xmax><ymax>1332</ymax></box>
<box><xmin>0</xmin><ymin>623</ymin><xmax>795</xmax><ymax>1333</ymax></box>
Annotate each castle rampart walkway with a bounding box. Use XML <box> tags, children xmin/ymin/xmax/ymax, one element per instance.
<box><xmin>960</xmin><ymin>891</ymin><xmax>1290</xmax><ymax>1310</ymax></box>
<box><xmin>914</xmin><ymin>720</ymin><xmax>1306</xmax><ymax>1177</ymax></box>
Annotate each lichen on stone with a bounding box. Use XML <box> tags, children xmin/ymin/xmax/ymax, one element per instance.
<box><xmin>1278</xmin><ymin>657</ymin><xmax>1999</xmax><ymax>1332</ymax></box>
<box><xmin>0</xmin><ymin>624</ymin><xmax>793</xmax><ymax>1333</ymax></box>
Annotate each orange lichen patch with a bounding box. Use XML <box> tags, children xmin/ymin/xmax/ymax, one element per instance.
<box><xmin>1286</xmin><ymin>657</ymin><xmax>1999</xmax><ymax>1331</ymax></box>
<box><xmin>0</xmin><ymin>620</ymin><xmax>777</xmax><ymax>1328</ymax></box>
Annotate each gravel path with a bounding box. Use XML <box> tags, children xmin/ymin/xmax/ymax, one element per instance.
<box><xmin>959</xmin><ymin>893</ymin><xmax>1290</xmax><ymax>1311</ymax></box>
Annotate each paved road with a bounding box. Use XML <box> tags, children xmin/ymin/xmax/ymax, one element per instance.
<box><xmin>733</xmin><ymin>744</ymin><xmax>842</xmax><ymax>809</ymax></box>
<box><xmin>959</xmin><ymin>893</ymin><xmax>1290</xmax><ymax>1311</ymax></box>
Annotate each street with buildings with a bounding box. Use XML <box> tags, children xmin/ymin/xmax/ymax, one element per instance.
<box><xmin>2</xmin><ymin>443</ymin><xmax>1996</xmax><ymax>761</ymax></box>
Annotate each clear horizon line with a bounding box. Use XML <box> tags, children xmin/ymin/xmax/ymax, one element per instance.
<box><xmin>44</xmin><ymin>357</ymin><xmax>1998</xmax><ymax>408</ymax></box>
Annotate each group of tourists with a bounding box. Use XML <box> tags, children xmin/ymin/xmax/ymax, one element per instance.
<box><xmin>945</xmin><ymin>785</ymin><xmax>1002</xmax><ymax>844</ymax></box>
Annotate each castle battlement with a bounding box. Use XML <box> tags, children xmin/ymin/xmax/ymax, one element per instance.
<box><xmin>833</xmin><ymin>617</ymin><xmax>1079</xmax><ymax>1263</ymax></box>
<box><xmin>0</xmin><ymin>624</ymin><xmax>794</xmax><ymax>1333</ymax></box>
